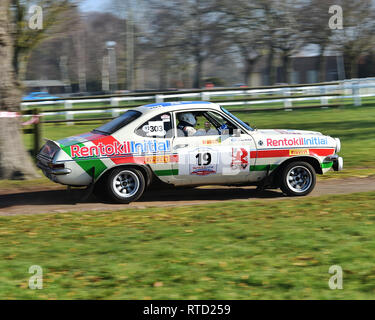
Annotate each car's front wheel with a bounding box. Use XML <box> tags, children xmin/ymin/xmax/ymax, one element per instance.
<box><xmin>280</xmin><ymin>161</ymin><xmax>316</xmax><ymax>196</ymax></box>
<box><xmin>105</xmin><ymin>167</ymin><xmax>146</xmax><ymax>203</ymax></box>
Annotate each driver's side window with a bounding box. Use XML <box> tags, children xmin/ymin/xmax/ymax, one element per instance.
<box><xmin>176</xmin><ymin>110</ymin><xmax>238</xmax><ymax>137</ymax></box>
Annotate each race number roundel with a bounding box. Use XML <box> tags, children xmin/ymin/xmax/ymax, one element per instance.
<box><xmin>178</xmin><ymin>147</ymin><xmax>218</xmax><ymax>176</ymax></box>
<box><xmin>143</xmin><ymin>120</ymin><xmax>166</xmax><ymax>137</ymax></box>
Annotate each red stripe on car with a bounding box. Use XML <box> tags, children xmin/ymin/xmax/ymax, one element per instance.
<box><xmin>252</xmin><ymin>148</ymin><xmax>335</xmax><ymax>158</ymax></box>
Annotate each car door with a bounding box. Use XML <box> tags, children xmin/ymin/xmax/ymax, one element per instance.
<box><xmin>134</xmin><ymin>111</ymin><xmax>176</xmax><ymax>184</ymax></box>
<box><xmin>171</xmin><ymin>109</ymin><xmax>256</xmax><ymax>186</ymax></box>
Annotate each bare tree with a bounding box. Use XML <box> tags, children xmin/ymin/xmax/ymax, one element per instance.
<box><xmin>0</xmin><ymin>0</ymin><xmax>77</xmax><ymax>180</ymax></box>
<box><xmin>332</xmin><ymin>0</ymin><xmax>375</xmax><ymax>78</ymax></box>
<box><xmin>147</xmin><ymin>0</ymin><xmax>224</xmax><ymax>88</ymax></box>
<box><xmin>300</xmin><ymin>0</ymin><xmax>337</xmax><ymax>82</ymax></box>
<box><xmin>0</xmin><ymin>0</ymin><xmax>38</xmax><ymax>179</ymax></box>
<box><xmin>12</xmin><ymin>0</ymin><xmax>76</xmax><ymax>81</ymax></box>
<box><xmin>261</xmin><ymin>0</ymin><xmax>307</xmax><ymax>84</ymax></box>
<box><xmin>218</xmin><ymin>0</ymin><xmax>267</xmax><ymax>86</ymax></box>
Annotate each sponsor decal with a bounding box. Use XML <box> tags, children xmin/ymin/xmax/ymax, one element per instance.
<box><xmin>144</xmin><ymin>155</ymin><xmax>174</xmax><ymax>164</ymax></box>
<box><xmin>267</xmin><ymin>137</ymin><xmax>328</xmax><ymax>147</ymax></box>
<box><xmin>202</xmin><ymin>139</ymin><xmax>220</xmax><ymax>145</ymax></box>
<box><xmin>191</xmin><ymin>168</ymin><xmax>216</xmax><ymax>176</ymax></box>
<box><xmin>161</xmin><ymin>114</ymin><xmax>171</xmax><ymax>121</ymax></box>
<box><xmin>289</xmin><ymin>149</ymin><xmax>310</xmax><ymax>156</ymax></box>
<box><xmin>189</xmin><ymin>148</ymin><xmax>218</xmax><ymax>176</ymax></box>
<box><xmin>231</xmin><ymin>148</ymin><xmax>249</xmax><ymax>170</ymax></box>
<box><xmin>252</xmin><ymin>148</ymin><xmax>335</xmax><ymax>159</ymax></box>
<box><xmin>70</xmin><ymin>140</ymin><xmax>171</xmax><ymax>158</ymax></box>
<box><xmin>142</xmin><ymin>121</ymin><xmax>166</xmax><ymax>137</ymax></box>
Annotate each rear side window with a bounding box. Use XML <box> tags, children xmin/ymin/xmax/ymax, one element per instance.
<box><xmin>92</xmin><ymin>110</ymin><xmax>142</xmax><ymax>135</ymax></box>
<box><xmin>136</xmin><ymin>113</ymin><xmax>174</xmax><ymax>138</ymax></box>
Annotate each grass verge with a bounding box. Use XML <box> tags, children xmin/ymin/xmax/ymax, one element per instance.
<box><xmin>1</xmin><ymin>192</ymin><xmax>375</xmax><ymax>299</ymax></box>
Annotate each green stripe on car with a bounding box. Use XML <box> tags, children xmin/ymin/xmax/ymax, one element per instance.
<box><xmin>61</xmin><ymin>143</ymin><xmax>108</xmax><ymax>179</ymax></box>
<box><xmin>154</xmin><ymin>169</ymin><xmax>179</xmax><ymax>176</ymax></box>
<box><xmin>250</xmin><ymin>164</ymin><xmax>279</xmax><ymax>171</ymax></box>
<box><xmin>321</xmin><ymin>162</ymin><xmax>333</xmax><ymax>169</ymax></box>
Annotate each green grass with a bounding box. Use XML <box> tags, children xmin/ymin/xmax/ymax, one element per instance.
<box><xmin>0</xmin><ymin>177</ymin><xmax>56</xmax><ymax>190</ymax></box>
<box><xmin>1</xmin><ymin>192</ymin><xmax>375</xmax><ymax>299</ymax></box>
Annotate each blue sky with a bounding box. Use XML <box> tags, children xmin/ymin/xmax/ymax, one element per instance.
<box><xmin>80</xmin><ymin>0</ymin><xmax>111</xmax><ymax>12</ymax></box>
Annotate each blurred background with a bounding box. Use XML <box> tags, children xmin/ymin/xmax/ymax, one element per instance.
<box><xmin>17</xmin><ymin>0</ymin><xmax>375</xmax><ymax>96</ymax></box>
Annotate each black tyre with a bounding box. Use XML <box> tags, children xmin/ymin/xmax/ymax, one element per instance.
<box><xmin>104</xmin><ymin>167</ymin><xmax>146</xmax><ymax>204</ymax></box>
<box><xmin>280</xmin><ymin>161</ymin><xmax>316</xmax><ymax>196</ymax></box>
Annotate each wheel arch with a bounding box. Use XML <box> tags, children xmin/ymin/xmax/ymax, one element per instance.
<box><xmin>277</xmin><ymin>156</ymin><xmax>323</xmax><ymax>174</ymax></box>
<box><xmin>277</xmin><ymin>156</ymin><xmax>322</xmax><ymax>175</ymax></box>
<box><xmin>270</xmin><ymin>156</ymin><xmax>322</xmax><ymax>187</ymax></box>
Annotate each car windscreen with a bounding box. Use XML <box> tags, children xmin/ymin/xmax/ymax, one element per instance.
<box><xmin>92</xmin><ymin>110</ymin><xmax>142</xmax><ymax>135</ymax></box>
<box><xmin>220</xmin><ymin>107</ymin><xmax>253</xmax><ymax>131</ymax></box>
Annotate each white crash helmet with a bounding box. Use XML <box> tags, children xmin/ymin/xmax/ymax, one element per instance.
<box><xmin>178</xmin><ymin>113</ymin><xmax>196</xmax><ymax>126</ymax></box>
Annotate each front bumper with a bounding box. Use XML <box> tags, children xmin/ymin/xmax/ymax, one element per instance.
<box><xmin>324</xmin><ymin>155</ymin><xmax>344</xmax><ymax>171</ymax></box>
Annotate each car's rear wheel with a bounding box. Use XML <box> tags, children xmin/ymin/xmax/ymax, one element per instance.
<box><xmin>105</xmin><ymin>167</ymin><xmax>146</xmax><ymax>203</ymax></box>
<box><xmin>280</xmin><ymin>161</ymin><xmax>316</xmax><ymax>196</ymax></box>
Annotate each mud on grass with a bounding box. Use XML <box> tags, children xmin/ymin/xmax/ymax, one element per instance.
<box><xmin>0</xmin><ymin>192</ymin><xmax>375</xmax><ymax>299</ymax></box>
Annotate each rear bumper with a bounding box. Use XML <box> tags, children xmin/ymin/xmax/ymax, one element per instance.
<box><xmin>36</xmin><ymin>153</ymin><xmax>72</xmax><ymax>181</ymax></box>
<box><xmin>36</xmin><ymin>153</ymin><xmax>91</xmax><ymax>186</ymax></box>
<box><xmin>37</xmin><ymin>161</ymin><xmax>72</xmax><ymax>175</ymax></box>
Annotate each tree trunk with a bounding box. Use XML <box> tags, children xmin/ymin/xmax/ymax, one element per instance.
<box><xmin>244</xmin><ymin>58</ymin><xmax>255</xmax><ymax>86</ymax></box>
<box><xmin>193</xmin><ymin>52</ymin><xmax>203</xmax><ymax>89</ymax></box>
<box><xmin>317</xmin><ymin>54</ymin><xmax>326</xmax><ymax>82</ymax></box>
<box><xmin>282</xmin><ymin>53</ymin><xmax>288</xmax><ymax>83</ymax></box>
<box><xmin>17</xmin><ymin>52</ymin><xmax>30</xmax><ymax>81</ymax></box>
<box><xmin>0</xmin><ymin>0</ymin><xmax>39</xmax><ymax>180</ymax></box>
<box><xmin>286</xmin><ymin>55</ymin><xmax>293</xmax><ymax>84</ymax></box>
<box><xmin>316</xmin><ymin>54</ymin><xmax>327</xmax><ymax>82</ymax></box>
<box><xmin>350</xmin><ymin>57</ymin><xmax>359</xmax><ymax>79</ymax></box>
<box><xmin>315</xmin><ymin>44</ymin><xmax>327</xmax><ymax>83</ymax></box>
<box><xmin>266</xmin><ymin>45</ymin><xmax>276</xmax><ymax>85</ymax></box>
<box><xmin>159</xmin><ymin>59</ymin><xmax>168</xmax><ymax>90</ymax></box>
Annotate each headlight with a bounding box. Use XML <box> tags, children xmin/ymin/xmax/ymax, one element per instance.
<box><xmin>334</xmin><ymin>138</ymin><xmax>341</xmax><ymax>153</ymax></box>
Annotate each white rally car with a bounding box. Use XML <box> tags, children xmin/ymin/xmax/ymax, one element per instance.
<box><xmin>37</xmin><ymin>101</ymin><xmax>343</xmax><ymax>203</ymax></box>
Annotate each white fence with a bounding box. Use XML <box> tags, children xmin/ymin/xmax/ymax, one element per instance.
<box><xmin>21</xmin><ymin>78</ymin><xmax>375</xmax><ymax>123</ymax></box>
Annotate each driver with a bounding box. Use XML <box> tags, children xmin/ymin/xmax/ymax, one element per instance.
<box><xmin>177</xmin><ymin>112</ymin><xmax>197</xmax><ymax>136</ymax></box>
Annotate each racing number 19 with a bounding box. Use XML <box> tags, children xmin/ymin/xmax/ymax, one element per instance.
<box><xmin>196</xmin><ymin>152</ymin><xmax>211</xmax><ymax>166</ymax></box>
